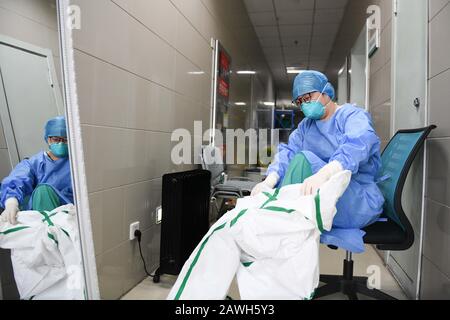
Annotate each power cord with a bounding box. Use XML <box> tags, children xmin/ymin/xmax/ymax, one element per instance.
<box><xmin>134</xmin><ymin>230</ymin><xmax>155</xmax><ymax>278</ymax></box>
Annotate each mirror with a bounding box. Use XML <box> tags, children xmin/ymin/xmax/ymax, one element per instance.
<box><xmin>0</xmin><ymin>0</ymin><xmax>88</xmax><ymax>300</ymax></box>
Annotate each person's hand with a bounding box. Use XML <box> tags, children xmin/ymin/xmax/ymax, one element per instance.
<box><xmin>251</xmin><ymin>173</ymin><xmax>280</xmax><ymax>196</ymax></box>
<box><xmin>300</xmin><ymin>172</ymin><xmax>330</xmax><ymax>196</ymax></box>
<box><xmin>1</xmin><ymin>198</ymin><xmax>19</xmax><ymax>225</ymax></box>
<box><xmin>300</xmin><ymin>161</ymin><xmax>344</xmax><ymax>196</ymax></box>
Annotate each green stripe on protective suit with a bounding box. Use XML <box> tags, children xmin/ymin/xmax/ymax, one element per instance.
<box><xmin>0</xmin><ymin>204</ymin><xmax>84</xmax><ymax>300</ymax></box>
<box><xmin>167</xmin><ymin>171</ymin><xmax>351</xmax><ymax>300</ymax></box>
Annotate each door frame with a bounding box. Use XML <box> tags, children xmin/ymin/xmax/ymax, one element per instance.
<box><xmin>389</xmin><ymin>0</ymin><xmax>429</xmax><ymax>300</ymax></box>
<box><xmin>0</xmin><ymin>34</ymin><xmax>64</xmax><ymax>167</ymax></box>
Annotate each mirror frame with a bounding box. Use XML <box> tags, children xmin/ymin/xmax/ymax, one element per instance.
<box><xmin>57</xmin><ymin>0</ymin><xmax>100</xmax><ymax>300</ymax></box>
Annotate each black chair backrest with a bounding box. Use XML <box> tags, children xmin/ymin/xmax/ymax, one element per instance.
<box><xmin>377</xmin><ymin>126</ymin><xmax>436</xmax><ymax>248</ymax></box>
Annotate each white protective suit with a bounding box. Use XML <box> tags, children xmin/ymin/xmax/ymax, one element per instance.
<box><xmin>0</xmin><ymin>204</ymin><xmax>85</xmax><ymax>300</ymax></box>
<box><xmin>168</xmin><ymin>171</ymin><xmax>352</xmax><ymax>300</ymax></box>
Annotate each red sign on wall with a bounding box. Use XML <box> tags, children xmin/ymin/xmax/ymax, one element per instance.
<box><xmin>220</xmin><ymin>52</ymin><xmax>230</xmax><ymax>73</ymax></box>
<box><xmin>218</xmin><ymin>78</ymin><xmax>229</xmax><ymax>98</ymax></box>
<box><xmin>218</xmin><ymin>51</ymin><xmax>231</xmax><ymax>98</ymax></box>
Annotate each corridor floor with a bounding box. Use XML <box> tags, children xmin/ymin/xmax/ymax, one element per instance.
<box><xmin>121</xmin><ymin>245</ymin><xmax>408</xmax><ymax>300</ymax></box>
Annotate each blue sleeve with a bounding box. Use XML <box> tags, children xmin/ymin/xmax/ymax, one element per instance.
<box><xmin>329</xmin><ymin>110</ymin><xmax>381</xmax><ymax>174</ymax></box>
<box><xmin>267</xmin><ymin>124</ymin><xmax>305</xmax><ymax>180</ymax></box>
<box><xmin>0</xmin><ymin>159</ymin><xmax>37</xmax><ymax>207</ymax></box>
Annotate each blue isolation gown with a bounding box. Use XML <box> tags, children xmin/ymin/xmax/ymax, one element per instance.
<box><xmin>267</xmin><ymin>103</ymin><xmax>385</xmax><ymax>253</ymax></box>
<box><xmin>0</xmin><ymin>151</ymin><xmax>73</xmax><ymax>210</ymax></box>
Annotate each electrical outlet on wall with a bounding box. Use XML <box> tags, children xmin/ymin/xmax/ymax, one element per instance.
<box><xmin>129</xmin><ymin>221</ymin><xmax>140</xmax><ymax>241</ymax></box>
<box><xmin>156</xmin><ymin>206</ymin><xmax>162</xmax><ymax>225</ymax></box>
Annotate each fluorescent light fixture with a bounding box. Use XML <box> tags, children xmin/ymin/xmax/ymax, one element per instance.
<box><xmin>237</xmin><ymin>70</ymin><xmax>256</xmax><ymax>75</ymax></box>
<box><xmin>286</xmin><ymin>67</ymin><xmax>305</xmax><ymax>74</ymax></box>
<box><xmin>235</xmin><ymin>102</ymin><xmax>247</xmax><ymax>106</ymax></box>
<box><xmin>264</xmin><ymin>102</ymin><xmax>275</xmax><ymax>106</ymax></box>
<box><xmin>188</xmin><ymin>71</ymin><xmax>205</xmax><ymax>75</ymax></box>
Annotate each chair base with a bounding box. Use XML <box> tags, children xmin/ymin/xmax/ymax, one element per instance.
<box><xmin>314</xmin><ymin>256</ymin><xmax>397</xmax><ymax>300</ymax></box>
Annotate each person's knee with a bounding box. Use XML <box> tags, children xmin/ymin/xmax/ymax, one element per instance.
<box><xmin>31</xmin><ymin>184</ymin><xmax>61</xmax><ymax>211</ymax></box>
<box><xmin>33</xmin><ymin>185</ymin><xmax>50</xmax><ymax>193</ymax></box>
<box><xmin>292</xmin><ymin>152</ymin><xmax>308</xmax><ymax>163</ymax></box>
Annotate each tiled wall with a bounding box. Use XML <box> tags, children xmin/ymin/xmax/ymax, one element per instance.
<box><xmin>369</xmin><ymin>0</ymin><xmax>392</xmax><ymax>151</ymax></box>
<box><xmin>0</xmin><ymin>0</ymin><xmax>60</xmax><ymax>300</ymax></box>
<box><xmin>70</xmin><ymin>0</ymin><xmax>273</xmax><ymax>299</ymax></box>
<box><xmin>421</xmin><ymin>0</ymin><xmax>450</xmax><ymax>300</ymax></box>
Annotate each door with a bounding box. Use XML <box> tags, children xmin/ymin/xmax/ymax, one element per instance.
<box><xmin>389</xmin><ymin>0</ymin><xmax>428</xmax><ymax>300</ymax></box>
<box><xmin>0</xmin><ymin>36</ymin><xmax>65</xmax><ymax>300</ymax></box>
<box><xmin>350</xmin><ymin>24</ymin><xmax>369</xmax><ymax>109</ymax></box>
<box><xmin>0</xmin><ymin>36</ymin><xmax>64</xmax><ymax>166</ymax></box>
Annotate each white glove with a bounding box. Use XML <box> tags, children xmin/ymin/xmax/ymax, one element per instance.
<box><xmin>251</xmin><ymin>173</ymin><xmax>280</xmax><ymax>196</ymax></box>
<box><xmin>1</xmin><ymin>198</ymin><xmax>20</xmax><ymax>225</ymax></box>
<box><xmin>300</xmin><ymin>161</ymin><xmax>344</xmax><ymax>196</ymax></box>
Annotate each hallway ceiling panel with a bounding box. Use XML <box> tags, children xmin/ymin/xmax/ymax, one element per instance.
<box><xmin>244</xmin><ymin>0</ymin><xmax>348</xmax><ymax>96</ymax></box>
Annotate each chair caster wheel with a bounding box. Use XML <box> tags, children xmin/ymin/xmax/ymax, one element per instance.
<box><xmin>153</xmin><ymin>275</ymin><xmax>160</xmax><ymax>283</ymax></box>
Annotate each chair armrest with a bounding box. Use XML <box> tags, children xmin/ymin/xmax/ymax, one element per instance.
<box><xmin>228</xmin><ymin>177</ymin><xmax>253</xmax><ymax>182</ymax></box>
<box><xmin>213</xmin><ymin>185</ymin><xmax>244</xmax><ymax>198</ymax></box>
<box><xmin>212</xmin><ymin>190</ymin><xmax>242</xmax><ymax>199</ymax></box>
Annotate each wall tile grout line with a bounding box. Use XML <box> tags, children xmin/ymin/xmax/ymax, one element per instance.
<box><xmin>88</xmin><ymin>178</ymin><xmax>163</xmax><ymax>196</ymax></box>
<box><xmin>73</xmin><ymin>48</ymin><xmax>211</xmax><ymax>107</ymax></box>
<box><xmin>81</xmin><ymin>123</ymin><xmax>184</xmax><ymax>135</ymax></box>
<box><xmin>370</xmin><ymin>59</ymin><xmax>392</xmax><ymax>78</ymax></box>
<box><xmin>428</xmin><ymin>66</ymin><xmax>450</xmax><ymax>81</ymax></box>
<box><xmin>428</xmin><ymin>137</ymin><xmax>450</xmax><ymax>141</ymax></box>
<box><xmin>429</xmin><ymin>1</ymin><xmax>450</xmax><ymax>22</ymax></box>
<box><xmin>95</xmin><ymin>225</ymin><xmax>159</xmax><ymax>257</ymax></box>
<box><xmin>422</xmin><ymin>253</ymin><xmax>450</xmax><ymax>281</ymax></box>
<box><xmin>167</xmin><ymin>0</ymin><xmax>211</xmax><ymax>45</ymax></box>
<box><xmin>110</xmin><ymin>0</ymin><xmax>210</xmax><ymax>73</ymax></box>
<box><xmin>0</xmin><ymin>4</ymin><xmax>59</xmax><ymax>32</ymax></box>
<box><xmin>426</xmin><ymin>197</ymin><xmax>450</xmax><ymax>211</ymax></box>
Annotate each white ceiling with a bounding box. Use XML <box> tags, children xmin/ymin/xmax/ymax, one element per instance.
<box><xmin>244</xmin><ymin>0</ymin><xmax>348</xmax><ymax>97</ymax></box>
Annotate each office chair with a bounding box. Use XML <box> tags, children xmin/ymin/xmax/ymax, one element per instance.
<box><xmin>200</xmin><ymin>145</ymin><xmax>258</xmax><ymax>217</ymax></box>
<box><xmin>315</xmin><ymin>125</ymin><xmax>437</xmax><ymax>300</ymax></box>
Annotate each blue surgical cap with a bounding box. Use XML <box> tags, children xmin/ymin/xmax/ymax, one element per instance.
<box><xmin>44</xmin><ymin>116</ymin><xmax>67</xmax><ymax>142</ymax></box>
<box><xmin>292</xmin><ymin>70</ymin><xmax>335</xmax><ymax>101</ymax></box>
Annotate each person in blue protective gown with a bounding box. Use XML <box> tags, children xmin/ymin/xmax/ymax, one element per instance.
<box><xmin>251</xmin><ymin>71</ymin><xmax>385</xmax><ymax>253</ymax></box>
<box><xmin>0</xmin><ymin>116</ymin><xmax>73</xmax><ymax>225</ymax></box>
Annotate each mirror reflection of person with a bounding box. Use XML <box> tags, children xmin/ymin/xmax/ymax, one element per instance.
<box><xmin>0</xmin><ymin>116</ymin><xmax>73</xmax><ymax>225</ymax></box>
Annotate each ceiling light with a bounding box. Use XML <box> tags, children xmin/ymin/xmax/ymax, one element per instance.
<box><xmin>235</xmin><ymin>102</ymin><xmax>247</xmax><ymax>106</ymax></box>
<box><xmin>338</xmin><ymin>67</ymin><xmax>345</xmax><ymax>76</ymax></box>
<box><xmin>286</xmin><ymin>67</ymin><xmax>305</xmax><ymax>74</ymax></box>
<box><xmin>237</xmin><ymin>70</ymin><xmax>256</xmax><ymax>75</ymax></box>
<box><xmin>188</xmin><ymin>71</ymin><xmax>205</xmax><ymax>75</ymax></box>
<box><xmin>264</xmin><ymin>102</ymin><xmax>275</xmax><ymax>106</ymax></box>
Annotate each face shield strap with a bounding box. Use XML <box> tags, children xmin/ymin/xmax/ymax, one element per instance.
<box><xmin>316</xmin><ymin>83</ymin><xmax>331</xmax><ymax>104</ymax></box>
<box><xmin>293</xmin><ymin>82</ymin><xmax>332</xmax><ymax>106</ymax></box>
